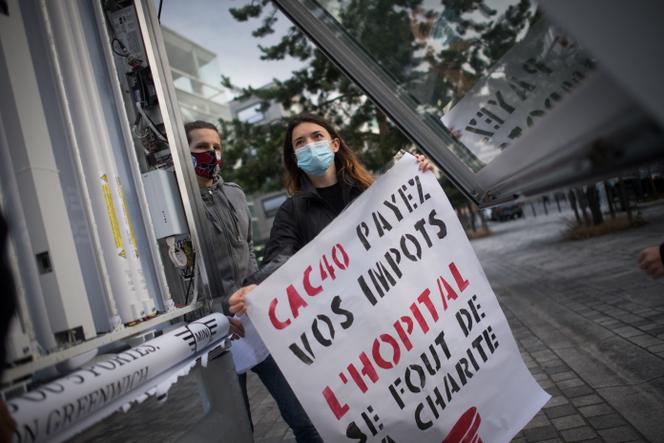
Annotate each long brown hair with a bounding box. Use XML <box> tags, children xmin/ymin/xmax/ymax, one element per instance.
<box><xmin>283</xmin><ymin>114</ymin><xmax>374</xmax><ymax>194</ymax></box>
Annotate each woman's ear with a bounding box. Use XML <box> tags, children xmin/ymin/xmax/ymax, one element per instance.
<box><xmin>331</xmin><ymin>138</ymin><xmax>341</xmax><ymax>153</ymax></box>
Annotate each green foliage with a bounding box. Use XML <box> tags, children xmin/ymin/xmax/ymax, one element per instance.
<box><xmin>228</xmin><ymin>1</ymin><xmax>268</xmax><ymax>21</ymax></box>
<box><xmin>221</xmin><ymin>0</ymin><xmax>536</xmax><ymax>196</ymax></box>
<box><xmin>218</xmin><ymin>118</ymin><xmax>287</xmax><ymax>193</ymax></box>
<box><xmin>220</xmin><ymin>0</ymin><xmax>425</xmax><ymax>195</ymax></box>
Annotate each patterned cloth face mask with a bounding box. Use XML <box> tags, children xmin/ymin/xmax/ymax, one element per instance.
<box><xmin>295</xmin><ymin>140</ymin><xmax>334</xmax><ymax>176</ymax></box>
<box><xmin>191</xmin><ymin>150</ymin><xmax>222</xmax><ymax>179</ymax></box>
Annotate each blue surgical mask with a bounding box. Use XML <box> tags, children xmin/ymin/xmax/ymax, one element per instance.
<box><xmin>295</xmin><ymin>140</ymin><xmax>335</xmax><ymax>176</ymax></box>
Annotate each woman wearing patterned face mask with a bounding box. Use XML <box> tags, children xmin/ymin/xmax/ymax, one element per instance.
<box><xmin>229</xmin><ymin>113</ymin><xmax>432</xmax><ymax>315</ymax></box>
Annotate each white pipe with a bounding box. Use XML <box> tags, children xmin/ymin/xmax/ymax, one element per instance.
<box><xmin>40</xmin><ymin>1</ymin><xmax>142</xmax><ymax>325</ymax></box>
<box><xmin>57</xmin><ymin>1</ymin><xmax>157</xmax><ymax>321</ymax></box>
<box><xmin>0</xmin><ymin>108</ymin><xmax>56</xmax><ymax>352</ymax></box>
<box><xmin>8</xmin><ymin>313</ymin><xmax>230</xmax><ymax>443</ymax></box>
<box><xmin>114</xmin><ymin>175</ymin><xmax>158</xmax><ymax>317</ymax></box>
<box><xmin>91</xmin><ymin>0</ymin><xmax>175</xmax><ymax>312</ymax></box>
<box><xmin>4</xmin><ymin>236</ymin><xmax>36</xmax><ymax>347</ymax></box>
<box><xmin>38</xmin><ymin>0</ymin><xmax>121</xmax><ymax>328</ymax></box>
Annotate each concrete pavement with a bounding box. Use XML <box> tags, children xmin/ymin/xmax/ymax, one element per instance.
<box><xmin>70</xmin><ymin>201</ymin><xmax>664</xmax><ymax>442</ymax></box>
<box><xmin>473</xmin><ymin>201</ymin><xmax>664</xmax><ymax>443</ymax></box>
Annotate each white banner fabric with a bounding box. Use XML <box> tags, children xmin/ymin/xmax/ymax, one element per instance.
<box><xmin>247</xmin><ymin>154</ymin><xmax>549</xmax><ymax>443</ymax></box>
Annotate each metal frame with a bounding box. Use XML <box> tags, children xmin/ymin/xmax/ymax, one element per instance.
<box><xmin>133</xmin><ymin>0</ymin><xmax>222</xmax><ymax>309</ymax></box>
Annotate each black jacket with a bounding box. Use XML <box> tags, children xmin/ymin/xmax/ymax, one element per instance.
<box><xmin>247</xmin><ymin>177</ymin><xmax>363</xmax><ymax>284</ymax></box>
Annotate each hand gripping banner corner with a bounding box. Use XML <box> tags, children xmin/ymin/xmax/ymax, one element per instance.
<box><xmin>246</xmin><ymin>153</ymin><xmax>550</xmax><ymax>443</ymax></box>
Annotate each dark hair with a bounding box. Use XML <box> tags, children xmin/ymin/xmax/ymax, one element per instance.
<box><xmin>184</xmin><ymin>120</ymin><xmax>219</xmax><ymax>144</ymax></box>
<box><xmin>283</xmin><ymin>113</ymin><xmax>374</xmax><ymax>194</ymax></box>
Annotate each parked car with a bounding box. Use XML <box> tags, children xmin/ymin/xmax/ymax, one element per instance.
<box><xmin>490</xmin><ymin>204</ymin><xmax>524</xmax><ymax>222</ymax></box>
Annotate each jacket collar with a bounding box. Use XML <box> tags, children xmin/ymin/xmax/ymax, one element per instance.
<box><xmin>200</xmin><ymin>175</ymin><xmax>223</xmax><ymax>202</ymax></box>
<box><xmin>297</xmin><ymin>173</ymin><xmax>361</xmax><ymax>205</ymax></box>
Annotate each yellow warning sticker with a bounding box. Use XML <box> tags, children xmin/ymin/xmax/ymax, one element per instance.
<box><xmin>117</xmin><ymin>177</ymin><xmax>139</xmax><ymax>258</ymax></box>
<box><xmin>101</xmin><ymin>174</ymin><xmax>125</xmax><ymax>258</ymax></box>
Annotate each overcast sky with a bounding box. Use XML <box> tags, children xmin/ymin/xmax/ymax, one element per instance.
<box><xmin>158</xmin><ymin>0</ymin><xmax>304</xmax><ymax>93</ymax></box>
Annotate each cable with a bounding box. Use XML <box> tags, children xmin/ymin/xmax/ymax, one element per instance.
<box><xmin>157</xmin><ymin>0</ymin><xmax>164</xmax><ymax>22</ymax></box>
<box><xmin>184</xmin><ymin>252</ymin><xmax>195</xmax><ymax>305</ymax></box>
<box><xmin>135</xmin><ymin>102</ymin><xmax>168</xmax><ymax>142</ymax></box>
<box><xmin>111</xmin><ymin>38</ymin><xmax>129</xmax><ymax>58</ymax></box>
<box><xmin>103</xmin><ymin>3</ymin><xmax>141</xmax><ymax>63</ymax></box>
<box><xmin>166</xmin><ymin>236</ymin><xmax>188</xmax><ymax>268</ymax></box>
<box><xmin>103</xmin><ymin>5</ymin><xmax>129</xmax><ymax>57</ymax></box>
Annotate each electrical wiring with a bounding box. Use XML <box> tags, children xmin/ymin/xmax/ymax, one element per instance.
<box><xmin>103</xmin><ymin>3</ymin><xmax>130</xmax><ymax>58</ymax></box>
<box><xmin>135</xmin><ymin>102</ymin><xmax>168</xmax><ymax>142</ymax></box>
<box><xmin>111</xmin><ymin>37</ymin><xmax>129</xmax><ymax>58</ymax></box>
<box><xmin>184</xmin><ymin>253</ymin><xmax>195</xmax><ymax>305</ymax></box>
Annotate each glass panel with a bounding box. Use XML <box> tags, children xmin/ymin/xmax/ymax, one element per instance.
<box><xmin>307</xmin><ymin>0</ymin><xmax>596</xmax><ymax>170</ymax></box>
<box><xmin>236</xmin><ymin>104</ymin><xmax>266</xmax><ymax>124</ymax></box>
<box><xmin>160</xmin><ymin>24</ymin><xmax>232</xmax><ymax>124</ymax></box>
<box><xmin>159</xmin><ymin>0</ymin><xmax>306</xmax><ymax>242</ymax></box>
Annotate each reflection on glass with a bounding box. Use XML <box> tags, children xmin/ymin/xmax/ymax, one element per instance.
<box><xmin>161</xmin><ymin>26</ymin><xmax>231</xmax><ymax>122</ymax></box>
<box><xmin>441</xmin><ymin>20</ymin><xmax>595</xmax><ymax>164</ymax></box>
<box><xmin>312</xmin><ymin>0</ymin><xmax>596</xmax><ymax>170</ymax></box>
<box><xmin>237</xmin><ymin>104</ymin><xmax>266</xmax><ymax>124</ymax></box>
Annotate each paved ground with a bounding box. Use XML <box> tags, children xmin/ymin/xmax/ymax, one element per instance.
<box><xmin>475</xmin><ymin>201</ymin><xmax>664</xmax><ymax>443</ymax></box>
<box><xmin>71</xmin><ymin>200</ymin><xmax>664</xmax><ymax>443</ymax></box>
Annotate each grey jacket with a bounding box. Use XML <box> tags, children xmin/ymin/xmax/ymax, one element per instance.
<box><xmin>200</xmin><ymin>178</ymin><xmax>257</xmax><ymax>314</ymax></box>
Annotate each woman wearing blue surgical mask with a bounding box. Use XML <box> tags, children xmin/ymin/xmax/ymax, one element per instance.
<box><xmin>187</xmin><ymin>120</ymin><xmax>323</xmax><ymax>443</ymax></box>
<box><xmin>230</xmin><ymin>113</ymin><xmax>432</xmax><ymax>314</ymax></box>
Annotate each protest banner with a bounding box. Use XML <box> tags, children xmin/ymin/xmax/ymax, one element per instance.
<box><xmin>246</xmin><ymin>153</ymin><xmax>550</xmax><ymax>442</ymax></box>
